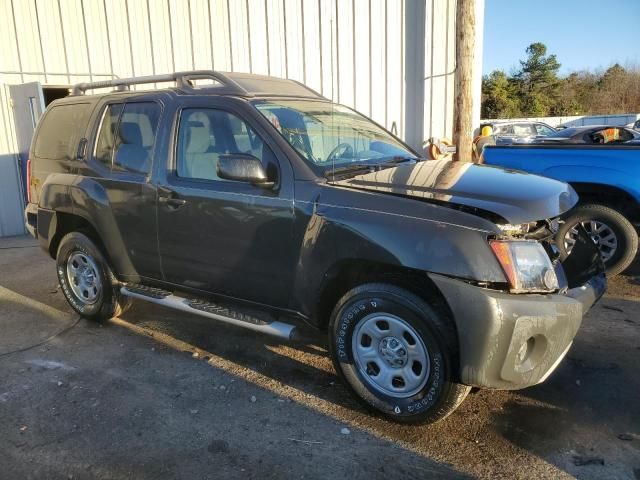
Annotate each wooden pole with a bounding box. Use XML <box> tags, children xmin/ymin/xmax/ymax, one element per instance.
<box><xmin>453</xmin><ymin>0</ymin><xmax>476</xmax><ymax>162</ymax></box>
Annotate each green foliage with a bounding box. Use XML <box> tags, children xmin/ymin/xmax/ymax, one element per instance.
<box><xmin>481</xmin><ymin>71</ymin><xmax>521</xmax><ymax>118</ymax></box>
<box><xmin>481</xmin><ymin>44</ymin><xmax>640</xmax><ymax>119</ymax></box>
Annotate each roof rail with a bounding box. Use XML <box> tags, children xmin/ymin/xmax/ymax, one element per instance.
<box><xmin>71</xmin><ymin>70</ymin><xmax>248</xmax><ymax>96</ymax></box>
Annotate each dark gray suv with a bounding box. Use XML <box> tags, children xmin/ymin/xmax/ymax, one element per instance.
<box><xmin>25</xmin><ymin>71</ymin><xmax>605</xmax><ymax>424</ymax></box>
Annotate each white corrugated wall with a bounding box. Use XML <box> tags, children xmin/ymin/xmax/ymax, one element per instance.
<box><xmin>0</xmin><ymin>0</ymin><xmax>484</xmax><ymax>235</ymax></box>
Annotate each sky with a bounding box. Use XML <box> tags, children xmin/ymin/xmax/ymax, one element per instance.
<box><xmin>483</xmin><ymin>0</ymin><xmax>640</xmax><ymax>76</ymax></box>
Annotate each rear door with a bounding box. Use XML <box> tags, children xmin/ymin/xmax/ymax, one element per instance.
<box><xmin>156</xmin><ymin>98</ymin><xmax>296</xmax><ymax>308</ymax></box>
<box><xmin>84</xmin><ymin>99</ymin><xmax>162</xmax><ymax>280</ymax></box>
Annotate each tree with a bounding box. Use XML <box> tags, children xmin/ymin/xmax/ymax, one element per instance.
<box><xmin>514</xmin><ymin>43</ymin><xmax>561</xmax><ymax>116</ymax></box>
<box><xmin>553</xmin><ymin>72</ymin><xmax>588</xmax><ymax>116</ymax></box>
<box><xmin>481</xmin><ymin>44</ymin><xmax>640</xmax><ymax>119</ymax></box>
<box><xmin>481</xmin><ymin>70</ymin><xmax>520</xmax><ymax>119</ymax></box>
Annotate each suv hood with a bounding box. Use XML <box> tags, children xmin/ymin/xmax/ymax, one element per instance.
<box><xmin>331</xmin><ymin>160</ymin><xmax>578</xmax><ymax>224</ymax></box>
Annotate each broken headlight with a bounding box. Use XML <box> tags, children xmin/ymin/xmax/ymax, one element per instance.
<box><xmin>489</xmin><ymin>240</ymin><xmax>559</xmax><ymax>293</ymax></box>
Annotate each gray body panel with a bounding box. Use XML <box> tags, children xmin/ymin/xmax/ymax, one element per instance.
<box><xmin>430</xmin><ymin>273</ymin><xmax>606</xmax><ymax>389</ymax></box>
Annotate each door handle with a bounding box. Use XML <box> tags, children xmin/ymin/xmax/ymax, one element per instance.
<box><xmin>159</xmin><ymin>197</ymin><xmax>187</xmax><ymax>207</ymax></box>
<box><xmin>158</xmin><ymin>187</ymin><xmax>187</xmax><ymax>209</ymax></box>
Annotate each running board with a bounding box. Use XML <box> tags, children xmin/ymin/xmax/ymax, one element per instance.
<box><xmin>120</xmin><ymin>285</ymin><xmax>296</xmax><ymax>340</ymax></box>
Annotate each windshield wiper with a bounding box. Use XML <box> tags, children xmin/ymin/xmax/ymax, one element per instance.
<box><xmin>326</xmin><ymin>163</ymin><xmax>378</xmax><ymax>178</ymax></box>
<box><xmin>379</xmin><ymin>155</ymin><xmax>421</xmax><ymax>165</ymax></box>
<box><xmin>326</xmin><ymin>157</ymin><xmax>420</xmax><ymax>179</ymax></box>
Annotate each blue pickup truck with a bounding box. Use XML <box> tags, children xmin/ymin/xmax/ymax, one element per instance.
<box><xmin>483</xmin><ymin>144</ymin><xmax>640</xmax><ymax>275</ymax></box>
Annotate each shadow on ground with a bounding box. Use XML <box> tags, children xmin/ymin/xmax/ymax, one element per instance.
<box><xmin>2</xmin><ymin>235</ymin><xmax>640</xmax><ymax>479</ymax></box>
<box><xmin>0</xmin><ymin>292</ymin><xmax>470</xmax><ymax>480</ymax></box>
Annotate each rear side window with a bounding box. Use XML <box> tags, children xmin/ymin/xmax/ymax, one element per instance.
<box><xmin>34</xmin><ymin>103</ymin><xmax>90</xmax><ymax>160</ymax></box>
<box><xmin>494</xmin><ymin>125</ymin><xmax>512</xmax><ymax>135</ymax></box>
<box><xmin>94</xmin><ymin>102</ymin><xmax>160</xmax><ymax>174</ymax></box>
<box><xmin>95</xmin><ymin>104</ymin><xmax>123</xmax><ymax>167</ymax></box>
<box><xmin>512</xmin><ymin>124</ymin><xmax>536</xmax><ymax>136</ymax></box>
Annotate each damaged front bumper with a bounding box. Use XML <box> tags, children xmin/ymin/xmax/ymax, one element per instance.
<box><xmin>429</xmin><ymin>272</ymin><xmax>606</xmax><ymax>390</ymax></box>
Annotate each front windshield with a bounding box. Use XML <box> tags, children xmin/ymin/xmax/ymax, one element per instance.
<box><xmin>253</xmin><ymin>99</ymin><xmax>417</xmax><ymax>172</ymax></box>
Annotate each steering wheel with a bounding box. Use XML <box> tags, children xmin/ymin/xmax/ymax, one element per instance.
<box><xmin>326</xmin><ymin>143</ymin><xmax>354</xmax><ymax>163</ymax></box>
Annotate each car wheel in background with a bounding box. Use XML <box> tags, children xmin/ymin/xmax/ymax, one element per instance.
<box><xmin>329</xmin><ymin>283</ymin><xmax>470</xmax><ymax>424</ymax></box>
<box><xmin>559</xmin><ymin>204</ymin><xmax>638</xmax><ymax>276</ymax></box>
<box><xmin>56</xmin><ymin>232</ymin><xmax>131</xmax><ymax>321</ymax></box>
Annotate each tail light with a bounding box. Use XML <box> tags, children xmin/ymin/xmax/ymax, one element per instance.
<box><xmin>26</xmin><ymin>158</ymin><xmax>32</xmax><ymax>203</ymax></box>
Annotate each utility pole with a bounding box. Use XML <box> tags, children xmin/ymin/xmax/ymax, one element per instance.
<box><xmin>453</xmin><ymin>0</ymin><xmax>476</xmax><ymax>162</ymax></box>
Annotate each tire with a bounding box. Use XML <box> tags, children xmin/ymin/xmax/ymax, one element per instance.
<box><xmin>56</xmin><ymin>232</ymin><xmax>131</xmax><ymax>321</ymax></box>
<box><xmin>557</xmin><ymin>204</ymin><xmax>638</xmax><ymax>276</ymax></box>
<box><xmin>328</xmin><ymin>283</ymin><xmax>470</xmax><ymax>424</ymax></box>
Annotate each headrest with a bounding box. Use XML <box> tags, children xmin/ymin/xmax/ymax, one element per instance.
<box><xmin>119</xmin><ymin>122</ymin><xmax>143</xmax><ymax>145</ymax></box>
<box><xmin>186</xmin><ymin>112</ymin><xmax>211</xmax><ymax>154</ymax></box>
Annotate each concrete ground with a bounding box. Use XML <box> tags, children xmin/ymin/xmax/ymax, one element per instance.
<box><xmin>1</xmin><ymin>235</ymin><xmax>639</xmax><ymax>480</ymax></box>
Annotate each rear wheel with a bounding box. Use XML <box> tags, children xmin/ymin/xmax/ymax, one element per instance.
<box><xmin>329</xmin><ymin>283</ymin><xmax>470</xmax><ymax>424</ymax></box>
<box><xmin>558</xmin><ymin>204</ymin><xmax>638</xmax><ymax>276</ymax></box>
<box><xmin>56</xmin><ymin>232</ymin><xmax>131</xmax><ymax>321</ymax></box>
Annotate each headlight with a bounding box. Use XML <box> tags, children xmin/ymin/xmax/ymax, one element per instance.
<box><xmin>489</xmin><ymin>240</ymin><xmax>559</xmax><ymax>293</ymax></box>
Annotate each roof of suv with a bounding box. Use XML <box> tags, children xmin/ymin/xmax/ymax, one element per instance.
<box><xmin>70</xmin><ymin>70</ymin><xmax>325</xmax><ymax>100</ymax></box>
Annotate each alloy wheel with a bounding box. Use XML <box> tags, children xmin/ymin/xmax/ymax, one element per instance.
<box><xmin>564</xmin><ymin>220</ymin><xmax>617</xmax><ymax>262</ymax></box>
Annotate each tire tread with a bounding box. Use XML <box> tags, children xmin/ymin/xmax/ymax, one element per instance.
<box><xmin>329</xmin><ymin>282</ymin><xmax>470</xmax><ymax>424</ymax></box>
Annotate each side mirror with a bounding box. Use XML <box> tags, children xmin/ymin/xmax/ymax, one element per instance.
<box><xmin>217</xmin><ymin>154</ymin><xmax>275</xmax><ymax>187</ymax></box>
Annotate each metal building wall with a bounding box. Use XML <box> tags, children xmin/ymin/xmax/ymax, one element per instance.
<box><xmin>0</xmin><ymin>0</ymin><xmax>483</xmax><ymax>236</ymax></box>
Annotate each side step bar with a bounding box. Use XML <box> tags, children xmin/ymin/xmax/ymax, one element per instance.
<box><xmin>120</xmin><ymin>285</ymin><xmax>296</xmax><ymax>340</ymax></box>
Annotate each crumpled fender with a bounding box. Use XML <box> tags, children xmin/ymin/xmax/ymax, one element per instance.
<box><xmin>290</xmin><ymin>183</ymin><xmax>508</xmax><ymax>321</ymax></box>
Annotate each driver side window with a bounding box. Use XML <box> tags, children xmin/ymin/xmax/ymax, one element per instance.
<box><xmin>176</xmin><ymin>108</ymin><xmax>275</xmax><ymax>181</ymax></box>
<box><xmin>535</xmin><ymin>124</ymin><xmax>555</xmax><ymax>136</ymax></box>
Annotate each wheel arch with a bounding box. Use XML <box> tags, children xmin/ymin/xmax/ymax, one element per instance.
<box><xmin>48</xmin><ymin>211</ymin><xmax>106</xmax><ymax>260</ymax></box>
<box><xmin>570</xmin><ymin>182</ymin><xmax>640</xmax><ymax>223</ymax></box>
<box><xmin>314</xmin><ymin>260</ymin><xmax>461</xmax><ymax>360</ymax></box>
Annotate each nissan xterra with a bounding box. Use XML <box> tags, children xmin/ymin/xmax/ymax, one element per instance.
<box><xmin>25</xmin><ymin>71</ymin><xmax>606</xmax><ymax>424</ymax></box>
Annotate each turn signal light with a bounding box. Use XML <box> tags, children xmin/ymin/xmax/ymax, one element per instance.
<box><xmin>489</xmin><ymin>239</ymin><xmax>559</xmax><ymax>293</ymax></box>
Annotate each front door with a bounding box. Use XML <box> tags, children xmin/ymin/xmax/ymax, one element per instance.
<box><xmin>156</xmin><ymin>103</ymin><xmax>296</xmax><ymax>308</ymax></box>
<box><xmin>9</xmin><ymin>82</ymin><xmax>45</xmax><ymax>195</ymax></box>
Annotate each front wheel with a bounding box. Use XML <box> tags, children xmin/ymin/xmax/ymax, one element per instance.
<box><xmin>56</xmin><ymin>232</ymin><xmax>131</xmax><ymax>321</ymax></box>
<box><xmin>558</xmin><ymin>204</ymin><xmax>638</xmax><ymax>276</ymax></box>
<box><xmin>329</xmin><ymin>283</ymin><xmax>470</xmax><ymax>424</ymax></box>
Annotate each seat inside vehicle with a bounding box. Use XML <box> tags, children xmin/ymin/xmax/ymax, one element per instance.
<box><xmin>182</xmin><ymin>112</ymin><xmax>220</xmax><ymax>180</ymax></box>
<box><xmin>115</xmin><ymin>122</ymin><xmax>149</xmax><ymax>172</ymax></box>
<box><xmin>178</xmin><ymin>109</ymin><xmax>269</xmax><ymax>180</ymax></box>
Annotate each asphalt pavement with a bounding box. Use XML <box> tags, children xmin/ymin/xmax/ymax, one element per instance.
<box><xmin>1</xmin><ymin>235</ymin><xmax>639</xmax><ymax>479</ymax></box>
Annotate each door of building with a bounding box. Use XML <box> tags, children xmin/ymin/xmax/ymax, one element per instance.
<box><xmin>9</xmin><ymin>82</ymin><xmax>45</xmax><ymax>196</ymax></box>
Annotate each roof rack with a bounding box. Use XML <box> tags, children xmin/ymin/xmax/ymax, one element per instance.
<box><xmin>71</xmin><ymin>70</ymin><xmax>248</xmax><ymax>96</ymax></box>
